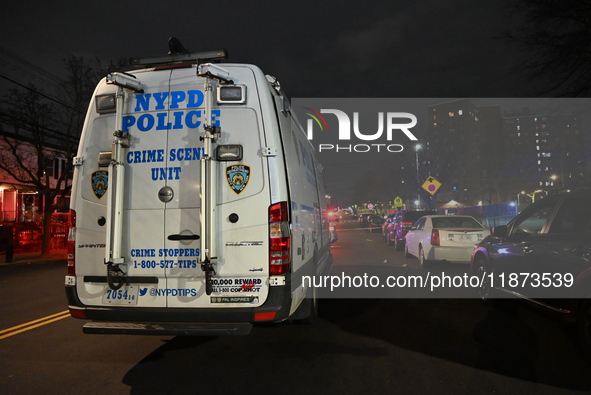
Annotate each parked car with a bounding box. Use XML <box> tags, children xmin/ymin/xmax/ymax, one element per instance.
<box><xmin>381</xmin><ymin>213</ymin><xmax>397</xmax><ymax>241</ymax></box>
<box><xmin>385</xmin><ymin>210</ymin><xmax>437</xmax><ymax>250</ymax></box>
<box><xmin>366</xmin><ymin>214</ymin><xmax>384</xmax><ymax>232</ymax></box>
<box><xmin>471</xmin><ymin>186</ymin><xmax>591</xmax><ymax>359</ymax></box>
<box><xmin>405</xmin><ymin>215</ymin><xmax>490</xmax><ymax>267</ymax></box>
<box><xmin>358</xmin><ymin>213</ymin><xmax>371</xmax><ymax>223</ymax></box>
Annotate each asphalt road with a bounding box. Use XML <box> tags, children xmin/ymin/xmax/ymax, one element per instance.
<box><xmin>1</xmin><ymin>222</ymin><xmax>590</xmax><ymax>394</ymax></box>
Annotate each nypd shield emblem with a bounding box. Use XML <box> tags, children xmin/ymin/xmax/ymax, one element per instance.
<box><xmin>226</xmin><ymin>164</ymin><xmax>250</xmax><ymax>195</ymax></box>
<box><xmin>91</xmin><ymin>170</ymin><xmax>108</xmax><ymax>199</ymax></box>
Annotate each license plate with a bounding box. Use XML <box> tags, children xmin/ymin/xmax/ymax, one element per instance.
<box><xmin>459</xmin><ymin>235</ymin><xmax>472</xmax><ymax>241</ymax></box>
<box><xmin>102</xmin><ymin>285</ymin><xmax>139</xmax><ymax>305</ymax></box>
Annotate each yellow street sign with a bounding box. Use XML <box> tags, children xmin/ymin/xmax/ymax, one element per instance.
<box><xmin>422</xmin><ymin>176</ymin><xmax>442</xmax><ymax>195</ymax></box>
<box><xmin>394</xmin><ymin>196</ymin><xmax>403</xmax><ymax>208</ymax></box>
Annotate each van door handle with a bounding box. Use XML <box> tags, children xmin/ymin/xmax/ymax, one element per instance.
<box><xmin>167</xmin><ymin>234</ymin><xmax>200</xmax><ymax>241</ymax></box>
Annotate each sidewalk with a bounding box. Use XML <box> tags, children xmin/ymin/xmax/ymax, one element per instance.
<box><xmin>0</xmin><ymin>249</ymin><xmax>67</xmax><ymax>266</ymax></box>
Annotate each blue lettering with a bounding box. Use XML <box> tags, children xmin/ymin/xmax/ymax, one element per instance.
<box><xmin>127</xmin><ymin>150</ymin><xmax>165</xmax><ymax>163</ymax></box>
<box><xmin>137</xmin><ymin>114</ymin><xmax>154</xmax><ymax>132</ymax></box>
<box><xmin>156</xmin><ymin>113</ymin><xmax>171</xmax><ymax>131</ymax></box>
<box><xmin>187</xmin><ymin>90</ymin><xmax>204</xmax><ymax>108</ymax></box>
<box><xmin>172</xmin><ymin>111</ymin><xmax>184</xmax><ymax>129</ymax></box>
<box><xmin>195</xmin><ymin>147</ymin><xmax>204</xmax><ymax>160</ymax></box>
<box><xmin>211</xmin><ymin>109</ymin><xmax>221</xmax><ymax>126</ymax></box>
<box><xmin>152</xmin><ymin>92</ymin><xmax>169</xmax><ymax>110</ymax></box>
<box><xmin>132</xmin><ymin>90</ymin><xmax>206</xmax><ymax>112</ymax></box>
<box><xmin>170</xmin><ymin>91</ymin><xmax>186</xmax><ymax>109</ymax></box>
<box><xmin>151</xmin><ymin>167</ymin><xmax>182</xmax><ymax>180</ymax></box>
<box><xmin>186</xmin><ymin>110</ymin><xmax>201</xmax><ymax>128</ymax></box>
<box><xmin>168</xmin><ymin>147</ymin><xmax>204</xmax><ymax>162</ymax></box>
<box><xmin>134</xmin><ymin>94</ymin><xmax>151</xmax><ymax>112</ymax></box>
<box><xmin>122</xmin><ymin>115</ymin><xmax>135</xmax><ymax>132</ymax></box>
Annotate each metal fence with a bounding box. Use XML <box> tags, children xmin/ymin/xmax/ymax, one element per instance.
<box><xmin>455</xmin><ymin>201</ymin><xmax>518</xmax><ymax>229</ymax></box>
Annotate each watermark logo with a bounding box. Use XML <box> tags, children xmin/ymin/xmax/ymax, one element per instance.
<box><xmin>302</xmin><ymin>107</ymin><xmax>418</xmax><ymax>153</ymax></box>
<box><xmin>303</xmin><ymin>107</ymin><xmax>329</xmax><ymax>132</ymax></box>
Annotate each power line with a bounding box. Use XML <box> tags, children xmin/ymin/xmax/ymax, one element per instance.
<box><xmin>0</xmin><ymin>73</ymin><xmax>83</xmax><ymax>114</ymax></box>
<box><xmin>0</xmin><ymin>46</ymin><xmax>64</xmax><ymax>85</ymax></box>
<box><xmin>0</xmin><ymin>112</ymin><xmax>80</xmax><ymax>148</ymax></box>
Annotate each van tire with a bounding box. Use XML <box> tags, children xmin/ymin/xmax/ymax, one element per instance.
<box><xmin>291</xmin><ymin>286</ymin><xmax>318</xmax><ymax>324</ymax></box>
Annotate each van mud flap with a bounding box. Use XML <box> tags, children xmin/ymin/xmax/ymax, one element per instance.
<box><xmin>82</xmin><ymin>321</ymin><xmax>252</xmax><ymax>336</ymax></box>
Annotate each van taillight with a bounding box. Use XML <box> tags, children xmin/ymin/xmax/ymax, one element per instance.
<box><xmin>269</xmin><ymin>202</ymin><xmax>290</xmax><ymax>275</ymax></box>
<box><xmin>431</xmin><ymin>229</ymin><xmax>440</xmax><ymax>246</ymax></box>
<box><xmin>67</xmin><ymin>209</ymin><xmax>76</xmax><ymax>276</ymax></box>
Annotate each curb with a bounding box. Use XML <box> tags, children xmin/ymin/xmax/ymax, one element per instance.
<box><xmin>0</xmin><ymin>250</ymin><xmax>67</xmax><ymax>266</ymax></box>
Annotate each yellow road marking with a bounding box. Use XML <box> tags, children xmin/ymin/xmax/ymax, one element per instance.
<box><xmin>0</xmin><ymin>311</ymin><xmax>70</xmax><ymax>340</ymax></box>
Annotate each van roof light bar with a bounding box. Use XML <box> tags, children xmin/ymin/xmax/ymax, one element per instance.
<box><xmin>130</xmin><ymin>50</ymin><xmax>228</xmax><ymax>68</ymax></box>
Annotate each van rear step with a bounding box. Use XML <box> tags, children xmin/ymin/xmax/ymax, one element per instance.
<box><xmin>83</xmin><ymin>321</ymin><xmax>252</xmax><ymax>336</ymax></box>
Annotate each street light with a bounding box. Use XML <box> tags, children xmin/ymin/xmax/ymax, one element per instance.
<box><xmin>415</xmin><ymin>144</ymin><xmax>422</xmax><ymax>209</ymax></box>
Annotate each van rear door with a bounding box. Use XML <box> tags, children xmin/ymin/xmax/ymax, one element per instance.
<box><xmin>163</xmin><ymin>66</ymin><xmax>271</xmax><ymax>308</ymax></box>
<box><xmin>75</xmin><ymin>70</ymin><xmax>170</xmax><ymax>308</ymax></box>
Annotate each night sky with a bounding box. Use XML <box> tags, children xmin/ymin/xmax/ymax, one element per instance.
<box><xmin>2</xmin><ymin>0</ymin><xmax>534</xmax><ymax>97</ymax></box>
<box><xmin>2</xmin><ymin>1</ymin><xmax>588</xmax><ymax>206</ymax></box>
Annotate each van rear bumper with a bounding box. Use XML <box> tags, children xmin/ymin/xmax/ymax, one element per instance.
<box><xmin>66</xmin><ymin>279</ymin><xmax>293</xmax><ymax>334</ymax></box>
<box><xmin>82</xmin><ymin>321</ymin><xmax>252</xmax><ymax>336</ymax></box>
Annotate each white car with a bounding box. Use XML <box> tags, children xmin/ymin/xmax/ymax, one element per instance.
<box><xmin>404</xmin><ymin>215</ymin><xmax>490</xmax><ymax>268</ymax></box>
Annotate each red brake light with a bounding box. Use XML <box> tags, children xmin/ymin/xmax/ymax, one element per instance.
<box><xmin>69</xmin><ymin>308</ymin><xmax>86</xmax><ymax>319</ymax></box>
<box><xmin>269</xmin><ymin>202</ymin><xmax>290</xmax><ymax>275</ymax></box>
<box><xmin>254</xmin><ymin>311</ymin><xmax>278</xmax><ymax>321</ymax></box>
<box><xmin>269</xmin><ymin>202</ymin><xmax>289</xmax><ymax>223</ymax></box>
<box><xmin>431</xmin><ymin>229</ymin><xmax>440</xmax><ymax>246</ymax></box>
<box><xmin>154</xmin><ymin>64</ymin><xmax>192</xmax><ymax>71</ymax></box>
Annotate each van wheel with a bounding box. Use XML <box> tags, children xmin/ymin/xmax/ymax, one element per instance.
<box><xmin>291</xmin><ymin>286</ymin><xmax>318</xmax><ymax>324</ymax></box>
<box><xmin>394</xmin><ymin>237</ymin><xmax>403</xmax><ymax>251</ymax></box>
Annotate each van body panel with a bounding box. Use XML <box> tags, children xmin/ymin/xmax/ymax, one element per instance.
<box><xmin>67</xmin><ymin>60</ymin><xmax>331</xmax><ymax>334</ymax></box>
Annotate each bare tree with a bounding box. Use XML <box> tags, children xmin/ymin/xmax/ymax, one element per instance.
<box><xmin>0</xmin><ymin>55</ymin><xmax>105</xmax><ymax>255</ymax></box>
<box><xmin>503</xmin><ymin>0</ymin><xmax>591</xmax><ymax>96</ymax></box>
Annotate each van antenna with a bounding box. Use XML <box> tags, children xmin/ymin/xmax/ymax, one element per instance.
<box><xmin>168</xmin><ymin>37</ymin><xmax>189</xmax><ymax>55</ymax></box>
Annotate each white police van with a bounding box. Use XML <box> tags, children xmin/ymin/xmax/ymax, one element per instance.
<box><xmin>65</xmin><ymin>42</ymin><xmax>332</xmax><ymax>335</ymax></box>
